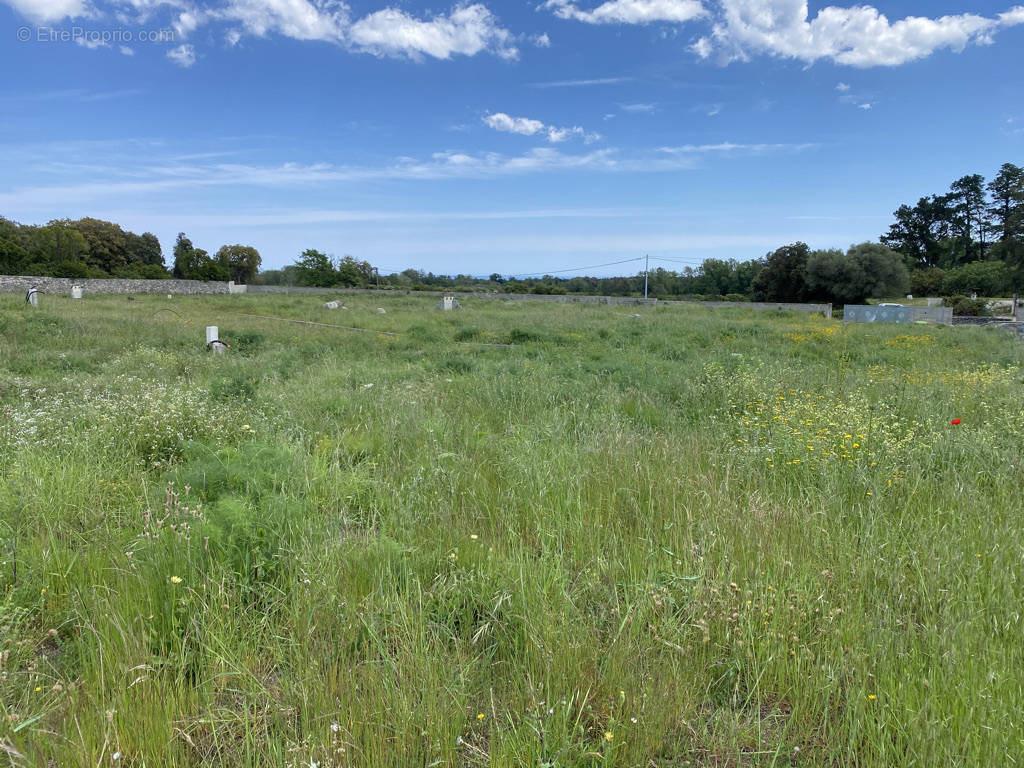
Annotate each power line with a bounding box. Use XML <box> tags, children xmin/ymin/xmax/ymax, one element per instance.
<box><xmin>508</xmin><ymin>257</ymin><xmax>645</xmax><ymax>278</ymax></box>
<box><xmin>649</xmin><ymin>256</ymin><xmax>705</xmax><ymax>266</ymax></box>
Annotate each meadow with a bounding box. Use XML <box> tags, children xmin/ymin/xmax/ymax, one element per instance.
<box><xmin>0</xmin><ymin>292</ymin><xmax>1022</xmax><ymax>767</ymax></box>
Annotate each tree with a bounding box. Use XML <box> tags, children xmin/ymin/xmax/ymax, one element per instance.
<box><xmin>804</xmin><ymin>243</ymin><xmax>908</xmax><ymax>305</ymax></box>
<box><xmin>987</xmin><ymin>163</ymin><xmax>1024</xmax><ymax>242</ymax></box>
<box><xmin>881</xmin><ymin>196</ymin><xmax>956</xmax><ymax>268</ymax></box>
<box><xmin>173</xmin><ymin>233</ymin><xmax>228</xmax><ymax>281</ymax></box>
<box><xmin>751</xmin><ymin>242</ymin><xmax>810</xmax><ymax>302</ymax></box>
<box><xmin>909</xmin><ymin>267</ymin><xmax>945</xmax><ymax>297</ymax></box>
<box><xmin>336</xmin><ymin>255</ymin><xmax>373</xmax><ymax>287</ymax></box>
<box><xmin>33</xmin><ymin>220</ymin><xmax>89</xmax><ymax>271</ymax></box>
<box><xmin>294</xmin><ymin>249</ymin><xmax>336</xmax><ymax>286</ymax></box>
<box><xmin>215</xmin><ymin>244</ymin><xmax>261</xmax><ymax>283</ymax></box>
<box><xmin>949</xmin><ymin>174</ymin><xmax>989</xmax><ymax>263</ymax></box>
<box><xmin>940</xmin><ymin>261</ymin><xmax>1011</xmax><ymax>297</ymax></box>
<box><xmin>173</xmin><ymin>233</ymin><xmax>197</xmax><ymax>279</ymax></box>
<box><xmin>72</xmin><ymin>217</ymin><xmax>128</xmax><ymax>273</ymax></box>
<box><xmin>193</xmin><ymin>251</ymin><xmax>230</xmax><ymax>281</ymax></box>
<box><xmin>125</xmin><ymin>232</ymin><xmax>164</xmax><ymax>268</ymax></box>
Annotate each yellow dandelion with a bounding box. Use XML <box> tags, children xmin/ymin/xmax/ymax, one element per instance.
<box><xmin>867</xmin><ymin>694</ymin><xmax>877</xmax><ymax>701</ymax></box>
<box><xmin>604</xmin><ymin>731</ymin><xmax>614</xmax><ymax>742</ymax></box>
<box><xmin>170</xmin><ymin>576</ymin><xmax>183</xmax><ymax>584</ymax></box>
<box><xmin>476</xmin><ymin>713</ymin><xmax>485</xmax><ymax>720</ymax></box>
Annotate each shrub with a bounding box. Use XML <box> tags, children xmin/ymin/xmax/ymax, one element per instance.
<box><xmin>945</xmin><ymin>295</ymin><xmax>991</xmax><ymax>316</ymax></box>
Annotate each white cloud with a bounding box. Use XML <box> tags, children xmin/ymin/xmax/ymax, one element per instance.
<box><xmin>835</xmin><ymin>82</ymin><xmax>850</xmax><ymax>92</ymax></box>
<box><xmin>218</xmin><ymin>0</ymin><xmax>347</xmax><ymax>42</ymax></box>
<box><xmin>543</xmin><ymin>0</ymin><xmax>706</xmax><ymax>25</ymax></box>
<box><xmin>857</xmin><ymin>102</ymin><xmax>872</xmax><ymax>110</ymax></box>
<box><xmin>166</xmin><ymin>42</ymin><xmax>196</xmax><ymax>66</ymax></box>
<box><xmin>348</xmin><ymin>4</ymin><xmax>517</xmax><ymax>60</ymax></box>
<box><xmin>484</xmin><ymin>113</ymin><xmax>547</xmax><ymax>136</ymax></box>
<box><xmin>532</xmin><ymin>32</ymin><xmax>551</xmax><ymax>46</ymax></box>
<box><xmin>690</xmin><ymin>35</ymin><xmax>712</xmax><ymax>57</ymax></box>
<box><xmin>483</xmin><ymin>112</ymin><xmax>600</xmax><ymax>143</ymax></box>
<box><xmin>695</xmin><ymin>0</ymin><xmax>1024</xmax><ymax>67</ymax></box>
<box><xmin>659</xmin><ymin>141</ymin><xmax>816</xmax><ymax>153</ymax></box>
<box><xmin>120</xmin><ymin>44</ymin><xmax>135</xmax><ymax>55</ymax></box>
<box><xmin>173</xmin><ymin>9</ymin><xmax>202</xmax><ymax>37</ymax></box>
<box><xmin>532</xmin><ymin>76</ymin><xmax>633</xmax><ymax>87</ymax></box>
<box><xmin>4</xmin><ymin>0</ymin><xmax>91</xmax><ymax>21</ymax></box>
<box><xmin>619</xmin><ymin>102</ymin><xmax>656</xmax><ymax>112</ymax></box>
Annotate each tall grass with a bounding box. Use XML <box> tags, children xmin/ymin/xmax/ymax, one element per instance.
<box><xmin>1</xmin><ymin>292</ymin><xmax>1022</xmax><ymax>765</ymax></box>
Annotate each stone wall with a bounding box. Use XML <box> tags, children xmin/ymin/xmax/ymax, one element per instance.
<box><xmin>245</xmin><ymin>285</ymin><xmax>659</xmax><ymax>305</ymax></box>
<box><xmin>0</xmin><ymin>275</ymin><xmax>229</xmax><ymax>295</ymax></box>
<box><xmin>661</xmin><ymin>300</ymin><xmax>832</xmax><ymax>317</ymax></box>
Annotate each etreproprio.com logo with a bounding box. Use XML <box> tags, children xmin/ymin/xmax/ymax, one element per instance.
<box><xmin>17</xmin><ymin>26</ymin><xmax>176</xmax><ymax>44</ymax></box>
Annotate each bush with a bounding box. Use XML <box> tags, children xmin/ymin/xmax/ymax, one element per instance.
<box><xmin>945</xmin><ymin>295</ymin><xmax>991</xmax><ymax>316</ymax></box>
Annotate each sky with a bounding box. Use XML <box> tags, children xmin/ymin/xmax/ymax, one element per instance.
<box><xmin>1</xmin><ymin>0</ymin><xmax>1022</xmax><ymax>277</ymax></box>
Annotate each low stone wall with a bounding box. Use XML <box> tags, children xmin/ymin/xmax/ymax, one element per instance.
<box><xmin>661</xmin><ymin>300</ymin><xmax>832</xmax><ymax>317</ymax></box>
<box><xmin>0</xmin><ymin>275</ymin><xmax>229</xmax><ymax>295</ymax></box>
<box><xmin>245</xmin><ymin>285</ymin><xmax>658</xmax><ymax>305</ymax></box>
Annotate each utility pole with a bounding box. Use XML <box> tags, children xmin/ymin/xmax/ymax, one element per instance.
<box><xmin>643</xmin><ymin>254</ymin><xmax>649</xmax><ymax>299</ymax></box>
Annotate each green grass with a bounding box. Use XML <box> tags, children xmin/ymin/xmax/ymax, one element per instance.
<box><xmin>1</xmin><ymin>292</ymin><xmax>1022</xmax><ymax>766</ymax></box>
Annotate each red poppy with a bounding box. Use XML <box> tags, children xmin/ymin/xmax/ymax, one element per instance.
<box><xmin>950</xmin><ymin>418</ymin><xmax>961</xmax><ymax>425</ymax></box>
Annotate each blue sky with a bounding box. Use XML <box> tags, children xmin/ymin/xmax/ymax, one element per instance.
<box><xmin>1</xmin><ymin>0</ymin><xmax>1022</xmax><ymax>276</ymax></box>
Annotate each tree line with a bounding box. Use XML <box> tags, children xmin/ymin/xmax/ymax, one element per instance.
<box><xmin>3</xmin><ymin>161</ymin><xmax>1020</xmax><ymax>302</ymax></box>
<box><xmin>0</xmin><ymin>217</ymin><xmax>166</xmax><ymax>278</ymax></box>
<box><xmin>0</xmin><ymin>217</ymin><xmax>261</xmax><ymax>284</ymax></box>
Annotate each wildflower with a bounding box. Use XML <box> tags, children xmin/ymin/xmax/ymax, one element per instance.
<box><xmin>476</xmin><ymin>713</ymin><xmax>485</xmax><ymax>720</ymax></box>
<box><xmin>34</xmin><ymin>686</ymin><xmax>41</xmax><ymax>692</ymax></box>
<box><xmin>604</xmin><ymin>731</ymin><xmax>614</xmax><ymax>742</ymax></box>
<box><xmin>170</xmin><ymin>576</ymin><xmax>183</xmax><ymax>584</ymax></box>
<box><xmin>331</xmin><ymin>722</ymin><xmax>340</xmax><ymax>733</ymax></box>
<box><xmin>470</xmin><ymin>534</ymin><xmax>478</xmax><ymax>540</ymax></box>
<box><xmin>951</xmin><ymin>418</ymin><xmax>961</xmax><ymax>425</ymax></box>
<box><xmin>112</xmin><ymin>752</ymin><xmax>121</xmax><ymax>761</ymax></box>
<box><xmin>867</xmin><ymin>694</ymin><xmax>876</xmax><ymax>700</ymax></box>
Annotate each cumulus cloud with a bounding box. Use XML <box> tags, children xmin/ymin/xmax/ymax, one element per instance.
<box><xmin>483</xmin><ymin>112</ymin><xmax>600</xmax><ymax>143</ymax></box>
<box><xmin>166</xmin><ymin>42</ymin><xmax>196</xmax><ymax>66</ymax></box>
<box><xmin>4</xmin><ymin>0</ymin><xmax>92</xmax><ymax>21</ymax></box>
<box><xmin>218</xmin><ymin>0</ymin><xmax>347</xmax><ymax>42</ymax></box>
<box><xmin>543</xmin><ymin>0</ymin><xmax>706</xmax><ymax>25</ymax></box>
<box><xmin>692</xmin><ymin>0</ymin><xmax>1024</xmax><ymax>67</ymax></box>
<box><xmin>3</xmin><ymin>0</ymin><xmax>517</xmax><ymax>63</ymax></box>
<box><xmin>348</xmin><ymin>4</ymin><xmax>517</xmax><ymax>60</ymax></box>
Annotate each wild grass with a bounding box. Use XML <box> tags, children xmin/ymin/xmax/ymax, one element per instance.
<box><xmin>0</xmin><ymin>292</ymin><xmax>1022</xmax><ymax>766</ymax></box>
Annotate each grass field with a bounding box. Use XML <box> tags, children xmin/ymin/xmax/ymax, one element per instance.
<box><xmin>1</xmin><ymin>292</ymin><xmax>1022</xmax><ymax>767</ymax></box>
